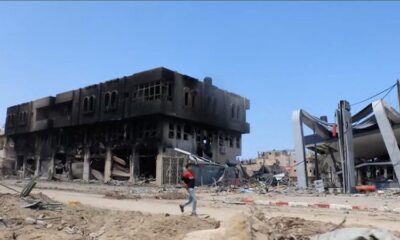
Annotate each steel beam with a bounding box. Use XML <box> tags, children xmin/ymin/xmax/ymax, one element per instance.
<box><xmin>337</xmin><ymin>100</ymin><xmax>356</xmax><ymax>193</ymax></box>
<box><xmin>292</xmin><ymin>110</ymin><xmax>308</xmax><ymax>188</ymax></box>
<box><xmin>373</xmin><ymin>100</ymin><xmax>400</xmax><ymax>185</ymax></box>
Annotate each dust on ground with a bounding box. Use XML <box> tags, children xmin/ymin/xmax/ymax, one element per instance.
<box><xmin>104</xmin><ymin>189</ymin><xmax>187</xmax><ymax>200</ymax></box>
<box><xmin>184</xmin><ymin>208</ymin><xmax>341</xmax><ymax>240</ymax></box>
<box><xmin>0</xmin><ymin>193</ymin><xmax>219</xmax><ymax>240</ymax></box>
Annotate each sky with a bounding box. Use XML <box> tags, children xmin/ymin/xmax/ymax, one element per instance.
<box><xmin>1</xmin><ymin>2</ymin><xmax>400</xmax><ymax>159</ymax></box>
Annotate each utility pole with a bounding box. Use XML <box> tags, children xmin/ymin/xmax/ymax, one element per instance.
<box><xmin>314</xmin><ymin>128</ymin><xmax>319</xmax><ymax>180</ymax></box>
<box><xmin>396</xmin><ymin>80</ymin><xmax>400</xmax><ymax>112</ymax></box>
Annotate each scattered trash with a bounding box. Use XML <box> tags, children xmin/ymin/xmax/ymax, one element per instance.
<box><xmin>64</xmin><ymin>225</ymin><xmax>83</xmax><ymax>235</ymax></box>
<box><xmin>24</xmin><ymin>217</ymin><xmax>46</xmax><ymax>226</ymax></box>
<box><xmin>355</xmin><ymin>185</ymin><xmax>376</xmax><ymax>193</ymax></box>
<box><xmin>20</xmin><ymin>179</ymin><xmax>37</xmax><ymax>197</ymax></box>
<box><xmin>23</xmin><ymin>200</ymin><xmax>62</xmax><ymax>210</ymax></box>
<box><xmin>314</xmin><ymin>180</ymin><xmax>325</xmax><ymax>193</ymax></box>
<box><xmin>239</xmin><ymin>188</ymin><xmax>253</xmax><ymax>193</ymax></box>
<box><xmin>67</xmin><ymin>200</ymin><xmax>81</xmax><ymax>206</ymax></box>
<box><xmin>89</xmin><ymin>226</ymin><xmax>106</xmax><ymax>239</ymax></box>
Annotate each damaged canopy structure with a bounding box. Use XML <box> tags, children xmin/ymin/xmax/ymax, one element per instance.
<box><xmin>173</xmin><ymin>148</ymin><xmax>246</xmax><ymax>186</ymax></box>
<box><xmin>292</xmin><ymin>82</ymin><xmax>400</xmax><ymax>192</ymax></box>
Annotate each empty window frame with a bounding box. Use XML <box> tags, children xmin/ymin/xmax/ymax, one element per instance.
<box><xmin>83</xmin><ymin>95</ymin><xmax>96</xmax><ymax>114</ymax></box>
<box><xmin>195</xmin><ymin>129</ymin><xmax>201</xmax><ymax>143</ymax></box>
<box><xmin>132</xmin><ymin>81</ymin><xmax>167</xmax><ymax>102</ymax></box>
<box><xmin>6</xmin><ymin>114</ymin><xmax>13</xmax><ymax>127</ymax></box>
<box><xmin>176</xmin><ymin>125</ymin><xmax>182</xmax><ymax>139</ymax></box>
<box><xmin>183</xmin><ymin>125</ymin><xmax>191</xmax><ymax>141</ymax></box>
<box><xmin>236</xmin><ymin>136</ymin><xmax>241</xmax><ymax>148</ymax></box>
<box><xmin>219</xmin><ymin>135</ymin><xmax>224</xmax><ymax>147</ymax></box>
<box><xmin>168</xmin><ymin>123</ymin><xmax>175</xmax><ymax>139</ymax></box>
<box><xmin>206</xmin><ymin>96</ymin><xmax>217</xmax><ymax>115</ymax></box>
<box><xmin>83</xmin><ymin>97</ymin><xmax>89</xmax><ymax>113</ymax></box>
<box><xmin>110</xmin><ymin>91</ymin><xmax>118</xmax><ymax>108</ymax></box>
<box><xmin>183</xmin><ymin>88</ymin><xmax>197</xmax><ymax>109</ymax></box>
<box><xmin>191</xmin><ymin>91</ymin><xmax>197</xmax><ymax>108</ymax></box>
<box><xmin>184</xmin><ymin>88</ymin><xmax>190</xmax><ymax>107</ymax></box>
<box><xmin>18</xmin><ymin>111</ymin><xmax>28</xmax><ymax>126</ymax></box>
<box><xmin>231</xmin><ymin>104</ymin><xmax>235</xmax><ymax>119</ymax></box>
<box><xmin>103</xmin><ymin>91</ymin><xmax>118</xmax><ymax>111</ymax></box>
<box><xmin>104</xmin><ymin>92</ymin><xmax>110</xmax><ymax>108</ymax></box>
<box><xmin>89</xmin><ymin>96</ymin><xmax>95</xmax><ymax>112</ymax></box>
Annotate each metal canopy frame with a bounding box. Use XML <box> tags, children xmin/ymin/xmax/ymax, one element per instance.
<box><xmin>292</xmin><ymin>99</ymin><xmax>400</xmax><ymax>190</ymax></box>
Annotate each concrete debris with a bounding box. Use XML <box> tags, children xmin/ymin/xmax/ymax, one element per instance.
<box><xmin>111</xmin><ymin>169</ymin><xmax>130</xmax><ymax>177</ymax></box>
<box><xmin>24</xmin><ymin>217</ymin><xmax>46</xmax><ymax>226</ymax></box>
<box><xmin>112</xmin><ymin>156</ymin><xmax>127</xmax><ymax>166</ymax></box>
<box><xmin>184</xmin><ymin>210</ymin><xmax>338</xmax><ymax>240</ymax></box>
<box><xmin>154</xmin><ymin>190</ymin><xmax>187</xmax><ymax>200</ymax></box>
<box><xmin>104</xmin><ymin>191</ymin><xmax>141</xmax><ymax>200</ymax></box>
<box><xmin>0</xmin><ymin>193</ymin><xmax>219</xmax><ymax>239</ymax></box>
<box><xmin>64</xmin><ymin>225</ymin><xmax>83</xmax><ymax>235</ymax></box>
<box><xmin>89</xmin><ymin>226</ymin><xmax>106</xmax><ymax>239</ymax></box>
<box><xmin>20</xmin><ymin>179</ymin><xmax>37</xmax><ymax>197</ymax></box>
<box><xmin>91</xmin><ymin>169</ymin><xmax>104</xmax><ymax>181</ymax></box>
<box><xmin>312</xmin><ymin>228</ymin><xmax>400</xmax><ymax>240</ymax></box>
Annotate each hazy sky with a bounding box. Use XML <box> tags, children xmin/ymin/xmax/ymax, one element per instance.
<box><xmin>1</xmin><ymin>2</ymin><xmax>400</xmax><ymax>158</ymax></box>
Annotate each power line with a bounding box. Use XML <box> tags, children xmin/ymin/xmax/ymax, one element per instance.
<box><xmin>350</xmin><ymin>82</ymin><xmax>396</xmax><ymax>106</ymax></box>
<box><xmin>381</xmin><ymin>84</ymin><xmax>396</xmax><ymax>100</ymax></box>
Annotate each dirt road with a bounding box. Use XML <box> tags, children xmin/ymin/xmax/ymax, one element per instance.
<box><xmin>1</xmin><ymin>183</ymin><xmax>399</xmax><ymax>233</ymax></box>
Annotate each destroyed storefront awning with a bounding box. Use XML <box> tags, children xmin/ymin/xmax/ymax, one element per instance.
<box><xmin>173</xmin><ymin>148</ymin><xmax>247</xmax><ymax>186</ymax></box>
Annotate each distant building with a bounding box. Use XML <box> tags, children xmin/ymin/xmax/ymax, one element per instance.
<box><xmin>245</xmin><ymin>149</ymin><xmax>317</xmax><ymax>183</ymax></box>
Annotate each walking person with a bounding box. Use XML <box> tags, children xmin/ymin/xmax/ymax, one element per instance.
<box><xmin>179</xmin><ymin>163</ymin><xmax>197</xmax><ymax>216</ymax></box>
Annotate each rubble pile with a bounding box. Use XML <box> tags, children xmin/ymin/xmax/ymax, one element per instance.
<box><xmin>184</xmin><ymin>209</ymin><xmax>338</xmax><ymax>240</ymax></box>
<box><xmin>0</xmin><ymin>193</ymin><xmax>219</xmax><ymax>240</ymax></box>
<box><xmin>250</xmin><ymin>212</ymin><xmax>338</xmax><ymax>239</ymax></box>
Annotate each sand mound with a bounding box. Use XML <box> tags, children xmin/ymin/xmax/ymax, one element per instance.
<box><xmin>0</xmin><ymin>193</ymin><xmax>219</xmax><ymax>240</ymax></box>
<box><xmin>184</xmin><ymin>208</ymin><xmax>338</xmax><ymax>240</ymax></box>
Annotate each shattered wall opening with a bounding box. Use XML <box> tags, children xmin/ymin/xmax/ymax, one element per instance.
<box><xmin>137</xmin><ymin>144</ymin><xmax>158</xmax><ymax>180</ymax></box>
<box><xmin>54</xmin><ymin>153</ymin><xmax>66</xmax><ymax>175</ymax></box>
<box><xmin>110</xmin><ymin>147</ymin><xmax>131</xmax><ymax>181</ymax></box>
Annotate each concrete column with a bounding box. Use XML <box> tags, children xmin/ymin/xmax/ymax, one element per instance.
<box><xmin>34</xmin><ymin>155</ymin><xmax>41</xmax><ymax>177</ymax></box>
<box><xmin>337</xmin><ymin>100</ymin><xmax>355</xmax><ymax>193</ymax></box>
<box><xmin>129</xmin><ymin>151</ymin><xmax>136</xmax><ymax>183</ymax></box>
<box><xmin>104</xmin><ymin>146</ymin><xmax>112</xmax><ymax>183</ymax></box>
<box><xmin>292</xmin><ymin>110</ymin><xmax>308</xmax><ymax>188</ymax></box>
<box><xmin>373</xmin><ymin>100</ymin><xmax>400</xmax><ymax>186</ymax></box>
<box><xmin>22</xmin><ymin>156</ymin><xmax>27</xmax><ymax>179</ymax></box>
<box><xmin>66</xmin><ymin>156</ymin><xmax>73</xmax><ymax>180</ymax></box>
<box><xmin>384</xmin><ymin>167</ymin><xmax>388</xmax><ymax>179</ymax></box>
<box><xmin>155</xmin><ymin>152</ymin><xmax>163</xmax><ymax>186</ymax></box>
<box><xmin>83</xmin><ymin>147</ymin><xmax>90</xmax><ymax>181</ymax></box>
<box><xmin>47</xmin><ymin>152</ymin><xmax>55</xmax><ymax>180</ymax></box>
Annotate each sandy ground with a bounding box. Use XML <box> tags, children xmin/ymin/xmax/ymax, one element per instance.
<box><xmin>1</xmin><ymin>179</ymin><xmax>400</xmax><ymax>239</ymax></box>
<box><xmin>0</xmin><ymin>193</ymin><xmax>219</xmax><ymax>240</ymax></box>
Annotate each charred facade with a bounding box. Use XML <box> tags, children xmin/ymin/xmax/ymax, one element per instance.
<box><xmin>4</xmin><ymin>67</ymin><xmax>250</xmax><ymax>185</ymax></box>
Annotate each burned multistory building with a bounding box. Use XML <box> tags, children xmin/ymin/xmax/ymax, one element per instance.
<box><xmin>4</xmin><ymin>67</ymin><xmax>250</xmax><ymax>185</ymax></box>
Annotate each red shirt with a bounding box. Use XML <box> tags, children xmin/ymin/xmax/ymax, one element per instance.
<box><xmin>182</xmin><ymin>170</ymin><xmax>195</xmax><ymax>188</ymax></box>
